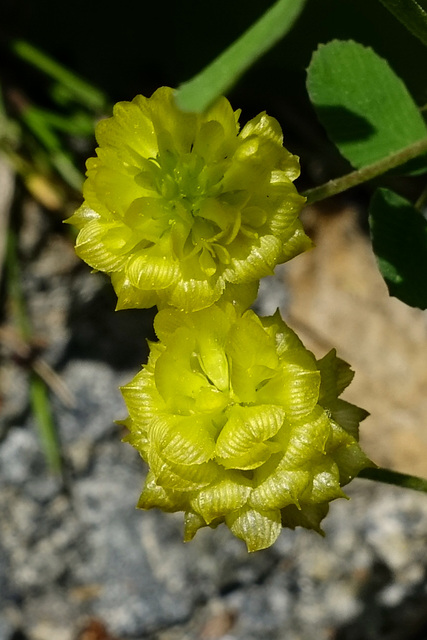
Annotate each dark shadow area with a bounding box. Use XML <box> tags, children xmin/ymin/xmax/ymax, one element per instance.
<box><xmin>370</xmin><ymin>189</ymin><xmax>427</xmax><ymax>310</ymax></box>
<box><xmin>10</xmin><ymin>631</ymin><xmax>28</xmax><ymax>640</ymax></box>
<box><xmin>335</xmin><ymin>566</ymin><xmax>427</xmax><ymax>640</ymax></box>
<box><xmin>314</xmin><ymin>105</ymin><xmax>376</xmax><ymax>145</ymax></box>
<box><xmin>63</xmin><ymin>277</ymin><xmax>156</xmax><ymax>370</ymax></box>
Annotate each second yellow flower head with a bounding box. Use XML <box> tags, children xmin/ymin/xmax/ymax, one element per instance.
<box><xmin>122</xmin><ymin>304</ymin><xmax>371</xmax><ymax>551</ymax></box>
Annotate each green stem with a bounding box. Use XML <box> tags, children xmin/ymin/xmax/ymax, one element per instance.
<box><xmin>358</xmin><ymin>467</ymin><xmax>427</xmax><ymax>493</ymax></box>
<box><xmin>175</xmin><ymin>0</ymin><xmax>306</xmax><ymax>113</ymax></box>
<box><xmin>302</xmin><ymin>137</ymin><xmax>427</xmax><ymax>205</ymax></box>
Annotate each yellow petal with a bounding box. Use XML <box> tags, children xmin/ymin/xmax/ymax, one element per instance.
<box><xmin>249</xmin><ymin>468</ymin><xmax>310</xmax><ymax>510</ymax></box>
<box><xmin>215</xmin><ymin>404</ymin><xmax>285</xmax><ymax>460</ymax></box>
<box><xmin>183</xmin><ymin>511</ymin><xmax>208</xmax><ymax>541</ymax></box>
<box><xmin>282</xmin><ymin>406</ymin><xmax>332</xmax><ymax>468</ymax></box>
<box><xmin>127</xmin><ymin>252</ymin><xmax>179</xmax><ymax>290</ymax></box>
<box><xmin>190</xmin><ymin>473</ymin><xmax>252</xmax><ymax>524</ymax></box>
<box><xmin>149</xmin><ymin>447</ymin><xmax>219</xmax><ymax>491</ymax></box>
<box><xmin>226</xmin><ymin>506</ymin><xmax>282</xmax><ymax>552</ymax></box>
<box><xmin>112</xmin><ymin>271</ymin><xmax>160</xmax><ymax>310</ymax></box>
<box><xmin>96</xmin><ymin>98</ymin><xmax>158</xmax><ymax>159</ymax></box>
<box><xmin>256</xmin><ymin>349</ymin><xmax>320</xmax><ymax>419</ymax></box>
<box><xmin>152</xmin><ymin>414</ymin><xmax>217</xmax><ymax>465</ymax></box>
<box><xmin>75</xmin><ymin>219</ymin><xmax>129</xmax><ymax>272</ymax></box>
<box><xmin>137</xmin><ymin>471</ymin><xmax>187</xmax><ymax>512</ymax></box>
<box><xmin>217</xmin><ymin>441</ymin><xmax>281</xmax><ymax>471</ymax></box>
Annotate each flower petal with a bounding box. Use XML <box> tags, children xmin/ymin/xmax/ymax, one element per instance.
<box><xmin>127</xmin><ymin>251</ymin><xmax>179</xmax><ymax>290</ymax></box>
<box><xmin>112</xmin><ymin>271</ymin><xmax>160</xmax><ymax>310</ymax></box>
<box><xmin>282</xmin><ymin>406</ymin><xmax>332</xmax><ymax>468</ymax></box>
<box><xmin>148</xmin><ymin>446</ymin><xmax>219</xmax><ymax>491</ymax></box>
<box><xmin>215</xmin><ymin>405</ymin><xmax>285</xmax><ymax>460</ymax></box>
<box><xmin>249</xmin><ymin>468</ymin><xmax>311</xmax><ymax>510</ymax></box>
<box><xmin>152</xmin><ymin>414</ymin><xmax>217</xmax><ymax>465</ymax></box>
<box><xmin>190</xmin><ymin>473</ymin><xmax>252</xmax><ymax>524</ymax></box>
<box><xmin>256</xmin><ymin>349</ymin><xmax>320</xmax><ymax>418</ymax></box>
<box><xmin>226</xmin><ymin>506</ymin><xmax>282</xmax><ymax>552</ymax></box>
<box><xmin>183</xmin><ymin>511</ymin><xmax>209</xmax><ymax>541</ymax></box>
<box><xmin>75</xmin><ymin>219</ymin><xmax>129</xmax><ymax>272</ymax></box>
<box><xmin>137</xmin><ymin>471</ymin><xmax>187</xmax><ymax>512</ymax></box>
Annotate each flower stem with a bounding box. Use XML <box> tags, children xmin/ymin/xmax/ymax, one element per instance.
<box><xmin>302</xmin><ymin>137</ymin><xmax>427</xmax><ymax>205</ymax></box>
<box><xmin>358</xmin><ymin>467</ymin><xmax>427</xmax><ymax>493</ymax></box>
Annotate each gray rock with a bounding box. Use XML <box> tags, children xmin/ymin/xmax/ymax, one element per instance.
<box><xmin>0</xmin><ymin>362</ymin><xmax>30</xmax><ymax>433</ymax></box>
<box><xmin>2</xmin><ymin>215</ymin><xmax>427</xmax><ymax>640</ymax></box>
<box><xmin>53</xmin><ymin>359</ymin><xmax>131</xmax><ymax>447</ymax></box>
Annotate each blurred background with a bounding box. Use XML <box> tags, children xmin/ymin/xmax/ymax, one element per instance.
<box><xmin>1</xmin><ymin>1</ymin><xmax>427</xmax><ymax>639</ymax></box>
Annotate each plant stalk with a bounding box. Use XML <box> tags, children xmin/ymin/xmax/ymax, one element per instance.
<box><xmin>302</xmin><ymin>137</ymin><xmax>427</xmax><ymax>205</ymax></box>
<box><xmin>358</xmin><ymin>467</ymin><xmax>427</xmax><ymax>493</ymax></box>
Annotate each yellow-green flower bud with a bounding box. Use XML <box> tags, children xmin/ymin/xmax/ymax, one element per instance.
<box><xmin>67</xmin><ymin>87</ymin><xmax>310</xmax><ymax>312</ymax></box>
<box><xmin>121</xmin><ymin>304</ymin><xmax>371</xmax><ymax>552</ymax></box>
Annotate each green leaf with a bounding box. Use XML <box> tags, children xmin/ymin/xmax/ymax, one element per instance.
<box><xmin>175</xmin><ymin>0</ymin><xmax>307</xmax><ymax>113</ymax></box>
<box><xmin>369</xmin><ymin>187</ymin><xmax>427</xmax><ymax>309</ymax></box>
<box><xmin>378</xmin><ymin>0</ymin><xmax>427</xmax><ymax>47</ymax></box>
<box><xmin>307</xmin><ymin>40</ymin><xmax>427</xmax><ymax>169</ymax></box>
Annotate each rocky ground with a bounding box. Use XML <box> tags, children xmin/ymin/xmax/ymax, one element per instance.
<box><xmin>1</xmin><ymin>164</ymin><xmax>427</xmax><ymax>640</ymax></box>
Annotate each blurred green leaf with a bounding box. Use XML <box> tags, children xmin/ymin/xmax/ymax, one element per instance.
<box><xmin>12</xmin><ymin>39</ymin><xmax>107</xmax><ymax>112</ymax></box>
<box><xmin>378</xmin><ymin>0</ymin><xmax>427</xmax><ymax>47</ymax></box>
<box><xmin>307</xmin><ymin>40</ymin><xmax>427</xmax><ymax>171</ymax></box>
<box><xmin>35</xmin><ymin>108</ymin><xmax>95</xmax><ymax>137</ymax></box>
<box><xmin>369</xmin><ymin>187</ymin><xmax>427</xmax><ymax>309</ymax></box>
<box><xmin>175</xmin><ymin>0</ymin><xmax>307</xmax><ymax>112</ymax></box>
<box><xmin>21</xmin><ymin>107</ymin><xmax>84</xmax><ymax>190</ymax></box>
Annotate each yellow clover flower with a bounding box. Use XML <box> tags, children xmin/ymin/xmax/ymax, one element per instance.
<box><xmin>121</xmin><ymin>304</ymin><xmax>371</xmax><ymax>552</ymax></box>
<box><xmin>67</xmin><ymin>87</ymin><xmax>310</xmax><ymax>311</ymax></box>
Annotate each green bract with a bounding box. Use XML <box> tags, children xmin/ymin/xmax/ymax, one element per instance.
<box><xmin>67</xmin><ymin>87</ymin><xmax>310</xmax><ymax>311</ymax></box>
<box><xmin>121</xmin><ymin>304</ymin><xmax>371</xmax><ymax>552</ymax></box>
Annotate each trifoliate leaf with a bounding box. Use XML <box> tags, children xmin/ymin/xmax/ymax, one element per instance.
<box><xmin>307</xmin><ymin>40</ymin><xmax>427</xmax><ymax>172</ymax></box>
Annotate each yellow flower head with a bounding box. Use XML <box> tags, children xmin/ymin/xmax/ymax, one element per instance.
<box><xmin>121</xmin><ymin>304</ymin><xmax>371</xmax><ymax>552</ymax></box>
<box><xmin>67</xmin><ymin>87</ymin><xmax>310</xmax><ymax>311</ymax></box>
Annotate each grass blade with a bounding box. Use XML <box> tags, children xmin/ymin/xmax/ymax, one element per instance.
<box><xmin>12</xmin><ymin>39</ymin><xmax>107</xmax><ymax>111</ymax></box>
<box><xmin>175</xmin><ymin>0</ymin><xmax>307</xmax><ymax>112</ymax></box>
